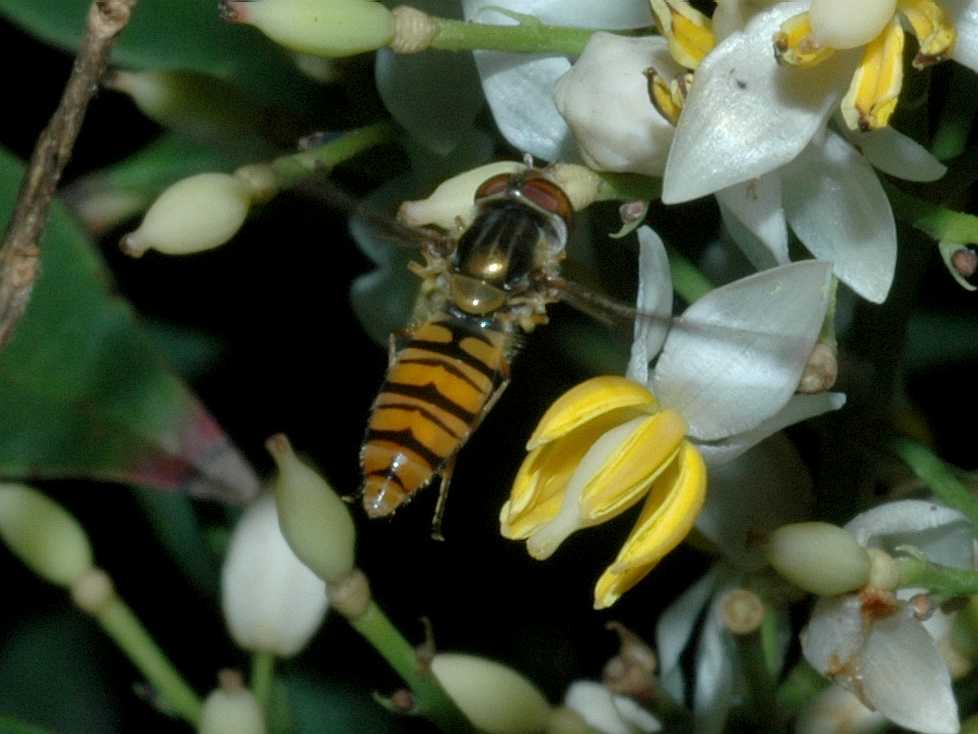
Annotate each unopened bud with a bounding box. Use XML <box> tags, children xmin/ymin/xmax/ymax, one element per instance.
<box><xmin>398</xmin><ymin>161</ymin><xmax>526</xmax><ymax>231</ymax></box>
<box><xmin>121</xmin><ymin>173</ymin><xmax>252</xmax><ymax>256</ymax></box>
<box><xmin>430</xmin><ymin>653</ymin><xmax>552</xmax><ymax>734</ymax></box>
<box><xmin>222</xmin><ymin>494</ymin><xmax>328</xmax><ymax>657</ymax></box>
<box><xmin>768</xmin><ymin>522</ymin><xmax>870</xmax><ymax>596</ymax></box>
<box><xmin>798</xmin><ymin>341</ymin><xmax>838</xmax><ymax>394</ymax></box>
<box><xmin>718</xmin><ymin>588</ymin><xmax>765</xmax><ymax>634</ymax></box>
<box><xmin>222</xmin><ymin>0</ymin><xmax>395</xmax><ymax>58</ymax></box>
<box><xmin>939</xmin><ymin>241</ymin><xmax>978</xmax><ymax>292</ymax></box>
<box><xmin>266</xmin><ymin>434</ymin><xmax>356</xmax><ymax>583</ymax></box>
<box><xmin>0</xmin><ymin>483</ymin><xmax>93</xmax><ymax>587</ymax></box>
<box><xmin>199</xmin><ymin>670</ymin><xmax>267</xmax><ymax>734</ymax></box>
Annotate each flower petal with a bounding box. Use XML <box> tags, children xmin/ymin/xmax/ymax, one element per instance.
<box><xmin>652</xmin><ymin>261</ymin><xmax>833</xmax><ymax>441</ymax></box>
<box><xmin>801</xmin><ymin>594</ymin><xmax>867</xmax><ymax>678</ymax></box>
<box><xmin>594</xmin><ymin>441</ymin><xmax>706</xmax><ymax>608</ymax></box>
<box><xmin>861</xmin><ymin>611</ymin><xmax>959</xmax><ymax>734</ymax></box>
<box><xmin>715</xmin><ymin>173</ymin><xmax>789</xmax><ymax>268</ymax></box>
<box><xmin>945</xmin><ymin>0</ymin><xmax>978</xmax><ymax>71</ymax></box>
<box><xmin>628</xmin><ymin>227</ymin><xmax>674</xmax><ymax>385</ymax></box>
<box><xmin>694</xmin><ymin>392</ymin><xmax>847</xmax><ymax>465</ymax></box>
<box><xmin>527</xmin><ymin>376</ymin><xmax>657</xmax><ymax>450</ymax></box>
<box><xmin>844</xmin><ymin>499</ymin><xmax>975</xmax><ymax>568</ymax></box>
<box><xmin>554</xmin><ymin>34</ymin><xmax>679</xmax><ymax>176</ymax></box>
<box><xmin>796</xmin><ymin>684</ymin><xmax>888</xmax><ymax>734</ymax></box>
<box><xmin>781</xmin><ymin>130</ymin><xmax>896</xmax><ymax>303</ymax></box>
<box><xmin>662</xmin><ymin>1</ymin><xmax>854</xmax><ymax>203</ymax></box>
<box><xmin>692</xmin><ymin>594</ymin><xmax>737</xmax><ymax>734</ymax></box>
<box><xmin>847</xmin><ymin>125</ymin><xmax>947</xmax><ymax>182</ymax></box>
<box><xmin>696</xmin><ymin>433</ymin><xmax>813</xmax><ymax>569</ymax></box>
<box><xmin>564</xmin><ymin>681</ymin><xmax>662</xmax><ymax>734</ymax></box>
<box><xmin>463</xmin><ymin>0</ymin><xmax>652</xmax><ymax>28</ymax></box>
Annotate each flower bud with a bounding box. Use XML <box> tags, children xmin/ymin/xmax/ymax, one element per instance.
<box><xmin>430</xmin><ymin>653</ymin><xmax>552</xmax><ymax>734</ymax></box>
<box><xmin>0</xmin><ymin>483</ymin><xmax>93</xmax><ymax>587</ymax></box>
<box><xmin>199</xmin><ymin>671</ymin><xmax>267</xmax><ymax>734</ymax></box>
<box><xmin>222</xmin><ymin>0</ymin><xmax>395</xmax><ymax>58</ymax></box>
<box><xmin>398</xmin><ymin>161</ymin><xmax>526</xmax><ymax>231</ymax></box>
<box><xmin>768</xmin><ymin>522</ymin><xmax>870</xmax><ymax>596</ymax></box>
<box><xmin>105</xmin><ymin>70</ymin><xmax>261</xmax><ymax>146</ymax></box>
<box><xmin>121</xmin><ymin>173</ymin><xmax>252</xmax><ymax>257</ymax></box>
<box><xmin>940</xmin><ymin>241</ymin><xmax>978</xmax><ymax>292</ymax></box>
<box><xmin>222</xmin><ymin>494</ymin><xmax>328</xmax><ymax>657</ymax></box>
<box><xmin>266</xmin><ymin>434</ymin><xmax>356</xmax><ymax>583</ymax></box>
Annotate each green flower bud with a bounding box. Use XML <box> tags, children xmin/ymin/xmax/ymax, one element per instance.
<box><xmin>266</xmin><ymin>434</ymin><xmax>356</xmax><ymax>583</ymax></box>
<box><xmin>430</xmin><ymin>653</ymin><xmax>552</xmax><ymax>734</ymax></box>
<box><xmin>199</xmin><ymin>671</ymin><xmax>267</xmax><ymax>734</ymax></box>
<box><xmin>222</xmin><ymin>0</ymin><xmax>395</xmax><ymax>58</ymax></box>
<box><xmin>121</xmin><ymin>173</ymin><xmax>252</xmax><ymax>257</ymax></box>
<box><xmin>768</xmin><ymin>522</ymin><xmax>871</xmax><ymax>596</ymax></box>
<box><xmin>0</xmin><ymin>483</ymin><xmax>93</xmax><ymax>587</ymax></box>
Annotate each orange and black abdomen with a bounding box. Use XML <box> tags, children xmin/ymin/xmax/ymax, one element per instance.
<box><xmin>361</xmin><ymin>314</ymin><xmax>508</xmax><ymax>517</ymax></box>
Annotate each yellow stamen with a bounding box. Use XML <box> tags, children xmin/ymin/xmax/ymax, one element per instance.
<box><xmin>841</xmin><ymin>17</ymin><xmax>905</xmax><ymax>131</ymax></box>
<box><xmin>898</xmin><ymin>0</ymin><xmax>956</xmax><ymax>67</ymax></box>
<box><xmin>650</xmin><ymin>0</ymin><xmax>716</xmax><ymax>69</ymax></box>
<box><xmin>773</xmin><ymin>12</ymin><xmax>837</xmax><ymax>67</ymax></box>
<box><xmin>646</xmin><ymin>69</ymin><xmax>684</xmax><ymax>126</ymax></box>
<box><xmin>594</xmin><ymin>441</ymin><xmax>706</xmax><ymax>609</ymax></box>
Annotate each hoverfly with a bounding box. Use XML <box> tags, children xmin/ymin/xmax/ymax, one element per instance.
<box><xmin>359</xmin><ymin>165</ymin><xmax>634</xmax><ymax>536</ymax></box>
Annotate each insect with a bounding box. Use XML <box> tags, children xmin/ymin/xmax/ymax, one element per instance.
<box><xmin>359</xmin><ymin>167</ymin><xmax>600</xmax><ymax>536</ymax></box>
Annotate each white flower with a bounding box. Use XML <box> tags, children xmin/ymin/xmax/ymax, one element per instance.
<box><xmin>222</xmin><ymin>494</ymin><xmax>329</xmax><ymax>657</ymax></box>
<box><xmin>801</xmin><ymin>500</ymin><xmax>972</xmax><ymax>734</ymax></box>
<box><xmin>795</xmin><ymin>684</ymin><xmax>888</xmax><ymax>734</ymax></box>
<box><xmin>563</xmin><ymin>681</ymin><xmax>661</xmax><ymax>734</ymax></box>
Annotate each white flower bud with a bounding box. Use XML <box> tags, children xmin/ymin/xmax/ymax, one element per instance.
<box><xmin>222</xmin><ymin>0</ymin><xmax>395</xmax><ymax>58</ymax></box>
<box><xmin>768</xmin><ymin>522</ymin><xmax>870</xmax><ymax>596</ymax></box>
<box><xmin>266</xmin><ymin>434</ymin><xmax>356</xmax><ymax>584</ymax></box>
<box><xmin>809</xmin><ymin>0</ymin><xmax>896</xmax><ymax>49</ymax></box>
<box><xmin>563</xmin><ymin>681</ymin><xmax>661</xmax><ymax>734</ymax></box>
<box><xmin>198</xmin><ymin>672</ymin><xmax>267</xmax><ymax>734</ymax></box>
<box><xmin>398</xmin><ymin>161</ymin><xmax>526</xmax><ymax>231</ymax></box>
<box><xmin>554</xmin><ymin>33</ymin><xmax>679</xmax><ymax>177</ymax></box>
<box><xmin>122</xmin><ymin>173</ymin><xmax>252</xmax><ymax>257</ymax></box>
<box><xmin>0</xmin><ymin>483</ymin><xmax>93</xmax><ymax>587</ymax></box>
<box><xmin>222</xmin><ymin>494</ymin><xmax>328</xmax><ymax>657</ymax></box>
<box><xmin>430</xmin><ymin>653</ymin><xmax>552</xmax><ymax>734</ymax></box>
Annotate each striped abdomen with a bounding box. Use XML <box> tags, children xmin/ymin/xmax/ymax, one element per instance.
<box><xmin>361</xmin><ymin>314</ymin><xmax>508</xmax><ymax>517</ymax></box>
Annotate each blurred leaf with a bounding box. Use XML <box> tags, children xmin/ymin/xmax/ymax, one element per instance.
<box><xmin>0</xmin><ymin>0</ymin><xmax>324</xmax><ymax>113</ymax></box>
<box><xmin>0</xmin><ymin>146</ymin><xmax>259</xmax><ymax>503</ymax></box>
<box><xmin>64</xmin><ymin>134</ymin><xmax>246</xmax><ymax>235</ymax></box>
<box><xmin>132</xmin><ymin>488</ymin><xmax>220</xmax><ymax>596</ymax></box>
<box><xmin>0</xmin><ymin>612</ymin><xmax>121</xmax><ymax>734</ymax></box>
<box><xmin>0</xmin><ymin>719</ymin><xmax>58</xmax><ymax>734</ymax></box>
<box><xmin>141</xmin><ymin>319</ymin><xmax>225</xmax><ymax>380</ymax></box>
<box><xmin>282</xmin><ymin>673</ymin><xmax>406</xmax><ymax>734</ymax></box>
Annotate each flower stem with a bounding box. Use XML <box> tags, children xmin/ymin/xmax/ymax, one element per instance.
<box><xmin>429</xmin><ymin>15</ymin><xmax>596</xmax><ymax>56</ymax></box>
<box><xmin>888</xmin><ymin>437</ymin><xmax>978</xmax><ymax>531</ymax></box>
<box><xmin>592</xmin><ymin>172</ymin><xmax>662</xmax><ymax>203</ymax></box>
<box><xmin>348</xmin><ymin>601</ymin><xmax>474</xmax><ymax>732</ymax></box>
<box><xmin>250</xmin><ymin>650</ymin><xmax>276</xmax><ymax>716</ymax></box>
<box><xmin>884</xmin><ymin>182</ymin><xmax>978</xmax><ymax>244</ymax></box>
<box><xmin>94</xmin><ymin>595</ymin><xmax>202</xmax><ymax>725</ymax></box>
<box><xmin>896</xmin><ymin>556</ymin><xmax>978</xmax><ymax>597</ymax></box>
<box><xmin>666</xmin><ymin>245</ymin><xmax>714</xmax><ymax>303</ymax></box>
<box><xmin>266</xmin><ymin>121</ymin><xmax>398</xmax><ymax>190</ymax></box>
<box><xmin>774</xmin><ymin>661</ymin><xmax>827</xmax><ymax>718</ymax></box>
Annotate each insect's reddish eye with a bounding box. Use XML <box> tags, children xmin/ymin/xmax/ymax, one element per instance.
<box><xmin>473</xmin><ymin>173</ymin><xmax>513</xmax><ymax>202</ymax></box>
<box><xmin>519</xmin><ymin>177</ymin><xmax>574</xmax><ymax>227</ymax></box>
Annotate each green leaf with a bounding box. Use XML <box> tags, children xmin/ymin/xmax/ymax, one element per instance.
<box><xmin>0</xmin><ymin>146</ymin><xmax>259</xmax><ymax>503</ymax></box>
<box><xmin>0</xmin><ymin>0</ymin><xmax>324</xmax><ymax>112</ymax></box>
<box><xmin>0</xmin><ymin>719</ymin><xmax>58</xmax><ymax>734</ymax></box>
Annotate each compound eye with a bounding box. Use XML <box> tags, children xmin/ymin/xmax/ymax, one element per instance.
<box><xmin>519</xmin><ymin>176</ymin><xmax>574</xmax><ymax>227</ymax></box>
<box><xmin>473</xmin><ymin>173</ymin><xmax>513</xmax><ymax>202</ymax></box>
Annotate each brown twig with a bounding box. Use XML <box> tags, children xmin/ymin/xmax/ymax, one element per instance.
<box><xmin>0</xmin><ymin>0</ymin><xmax>137</xmax><ymax>348</ymax></box>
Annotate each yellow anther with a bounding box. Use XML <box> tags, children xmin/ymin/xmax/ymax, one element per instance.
<box><xmin>773</xmin><ymin>12</ymin><xmax>836</xmax><ymax>67</ymax></box>
<box><xmin>899</xmin><ymin>0</ymin><xmax>956</xmax><ymax>67</ymax></box>
<box><xmin>650</xmin><ymin>0</ymin><xmax>716</xmax><ymax>69</ymax></box>
<box><xmin>646</xmin><ymin>69</ymin><xmax>684</xmax><ymax>126</ymax></box>
<box><xmin>841</xmin><ymin>17</ymin><xmax>905</xmax><ymax>130</ymax></box>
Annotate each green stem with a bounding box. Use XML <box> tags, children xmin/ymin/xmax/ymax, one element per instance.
<box><xmin>593</xmin><ymin>172</ymin><xmax>662</xmax><ymax>203</ymax></box>
<box><xmin>94</xmin><ymin>595</ymin><xmax>202</xmax><ymax>725</ymax></box>
<box><xmin>429</xmin><ymin>15</ymin><xmax>597</xmax><ymax>55</ymax></box>
<box><xmin>250</xmin><ymin>650</ymin><xmax>276</xmax><ymax>716</ymax></box>
<box><xmin>897</xmin><ymin>556</ymin><xmax>978</xmax><ymax>597</ymax></box>
<box><xmin>884</xmin><ymin>182</ymin><xmax>978</xmax><ymax>244</ymax></box>
<box><xmin>734</xmin><ymin>627</ymin><xmax>780</xmax><ymax>731</ymax></box>
<box><xmin>666</xmin><ymin>245</ymin><xmax>714</xmax><ymax>303</ymax></box>
<box><xmin>888</xmin><ymin>437</ymin><xmax>978</xmax><ymax>530</ymax></box>
<box><xmin>774</xmin><ymin>661</ymin><xmax>827</xmax><ymax>719</ymax></box>
<box><xmin>349</xmin><ymin>601</ymin><xmax>473</xmax><ymax>733</ymax></box>
<box><xmin>265</xmin><ymin>121</ymin><xmax>399</xmax><ymax>190</ymax></box>
<box><xmin>931</xmin><ymin>64</ymin><xmax>978</xmax><ymax>161</ymax></box>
